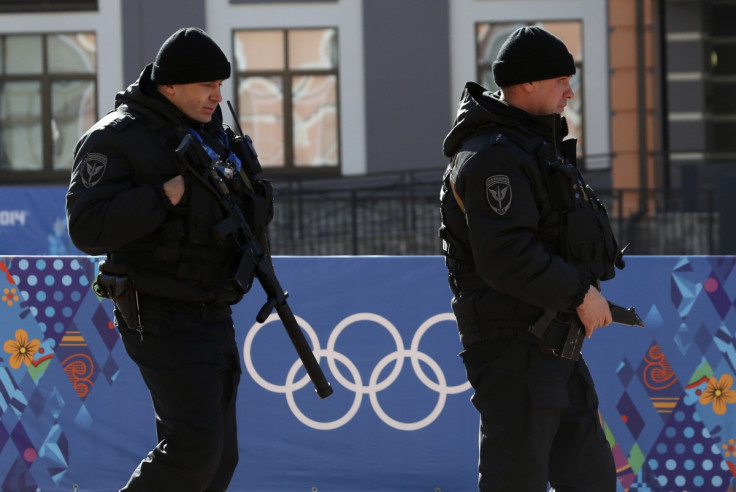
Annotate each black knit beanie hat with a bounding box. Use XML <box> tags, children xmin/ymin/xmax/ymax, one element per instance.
<box><xmin>151</xmin><ymin>27</ymin><xmax>231</xmax><ymax>85</ymax></box>
<box><xmin>492</xmin><ymin>26</ymin><xmax>576</xmax><ymax>87</ymax></box>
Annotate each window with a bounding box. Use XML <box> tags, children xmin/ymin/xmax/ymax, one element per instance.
<box><xmin>476</xmin><ymin>21</ymin><xmax>585</xmax><ymax>163</ymax></box>
<box><xmin>0</xmin><ymin>32</ymin><xmax>97</xmax><ymax>183</ymax></box>
<box><xmin>233</xmin><ymin>28</ymin><xmax>340</xmax><ymax>173</ymax></box>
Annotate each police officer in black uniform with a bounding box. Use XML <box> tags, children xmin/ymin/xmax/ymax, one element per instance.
<box><xmin>439</xmin><ymin>27</ymin><xmax>620</xmax><ymax>491</ymax></box>
<box><xmin>66</xmin><ymin>28</ymin><xmax>273</xmax><ymax>492</ymax></box>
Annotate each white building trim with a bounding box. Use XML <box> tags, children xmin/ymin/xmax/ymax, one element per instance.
<box><xmin>205</xmin><ymin>0</ymin><xmax>367</xmax><ymax>175</ymax></box>
<box><xmin>0</xmin><ymin>1</ymin><xmax>124</xmax><ymax>120</ymax></box>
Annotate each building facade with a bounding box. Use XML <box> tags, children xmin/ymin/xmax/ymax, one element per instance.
<box><xmin>0</xmin><ymin>0</ymin><xmax>614</xmax><ymax>183</ymax></box>
<box><xmin>1</xmin><ymin>0</ymin><xmax>734</xmax><ymax>253</ymax></box>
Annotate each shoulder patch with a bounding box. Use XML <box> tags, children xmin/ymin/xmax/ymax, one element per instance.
<box><xmin>81</xmin><ymin>152</ymin><xmax>108</xmax><ymax>188</ymax></box>
<box><xmin>486</xmin><ymin>174</ymin><xmax>512</xmax><ymax>215</ymax></box>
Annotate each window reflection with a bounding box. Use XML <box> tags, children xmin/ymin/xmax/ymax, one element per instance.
<box><xmin>48</xmin><ymin>33</ymin><xmax>97</xmax><ymax>73</ymax></box>
<box><xmin>5</xmin><ymin>35</ymin><xmax>43</xmax><ymax>74</ymax></box>
<box><xmin>292</xmin><ymin>75</ymin><xmax>338</xmax><ymax>166</ymax></box>
<box><xmin>288</xmin><ymin>29</ymin><xmax>337</xmax><ymax>69</ymax></box>
<box><xmin>238</xmin><ymin>76</ymin><xmax>285</xmax><ymax>167</ymax></box>
<box><xmin>0</xmin><ymin>32</ymin><xmax>97</xmax><ymax>180</ymax></box>
<box><xmin>234</xmin><ymin>30</ymin><xmax>284</xmax><ymax>71</ymax></box>
<box><xmin>0</xmin><ymin>81</ymin><xmax>43</xmax><ymax>170</ymax></box>
<box><xmin>52</xmin><ymin>80</ymin><xmax>96</xmax><ymax>170</ymax></box>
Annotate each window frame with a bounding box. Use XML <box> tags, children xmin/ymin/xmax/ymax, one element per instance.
<box><xmin>232</xmin><ymin>26</ymin><xmax>342</xmax><ymax>176</ymax></box>
<box><xmin>0</xmin><ymin>31</ymin><xmax>97</xmax><ymax>184</ymax></box>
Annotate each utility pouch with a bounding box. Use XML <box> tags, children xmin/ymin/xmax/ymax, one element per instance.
<box><xmin>562</xmin><ymin>205</ymin><xmax>618</xmax><ymax>281</ymax></box>
<box><xmin>238</xmin><ymin>177</ymin><xmax>274</xmax><ymax>240</ymax></box>
<box><xmin>93</xmin><ymin>273</ymin><xmax>142</xmax><ymax>333</ymax></box>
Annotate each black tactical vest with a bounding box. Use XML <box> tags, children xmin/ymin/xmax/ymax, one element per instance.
<box><xmin>440</xmin><ymin>129</ymin><xmax>621</xmax><ymax>290</ymax></box>
<box><xmin>102</xmin><ymin>106</ymin><xmax>274</xmax><ymax>305</ymax></box>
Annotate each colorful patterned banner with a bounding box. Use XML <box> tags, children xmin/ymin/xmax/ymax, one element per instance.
<box><xmin>1</xmin><ymin>256</ymin><xmax>735</xmax><ymax>491</ymax></box>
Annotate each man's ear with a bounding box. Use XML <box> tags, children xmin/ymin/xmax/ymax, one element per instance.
<box><xmin>158</xmin><ymin>84</ymin><xmax>176</xmax><ymax>97</ymax></box>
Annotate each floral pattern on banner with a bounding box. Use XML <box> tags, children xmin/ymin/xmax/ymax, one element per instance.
<box><xmin>3</xmin><ymin>328</ymin><xmax>41</xmax><ymax>369</ymax></box>
<box><xmin>0</xmin><ymin>256</ymin><xmax>109</xmax><ymax>491</ymax></box>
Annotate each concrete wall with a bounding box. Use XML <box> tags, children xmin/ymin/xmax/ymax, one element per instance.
<box><xmin>120</xmin><ymin>0</ymin><xmax>206</xmax><ymax>84</ymax></box>
<box><xmin>362</xmin><ymin>0</ymin><xmax>451</xmax><ymax>173</ymax></box>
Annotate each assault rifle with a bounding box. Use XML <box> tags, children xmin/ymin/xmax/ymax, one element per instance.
<box><xmin>529</xmin><ymin>302</ymin><xmax>645</xmax><ymax>361</ymax></box>
<box><xmin>174</xmin><ymin>128</ymin><xmax>333</xmax><ymax>399</ymax></box>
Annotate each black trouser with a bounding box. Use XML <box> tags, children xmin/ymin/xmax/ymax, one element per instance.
<box><xmin>115</xmin><ymin>295</ymin><xmax>241</xmax><ymax>492</ymax></box>
<box><xmin>462</xmin><ymin>338</ymin><xmax>616</xmax><ymax>492</ymax></box>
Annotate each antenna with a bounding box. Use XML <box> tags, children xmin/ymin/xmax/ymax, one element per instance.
<box><xmin>226</xmin><ymin>100</ymin><xmax>245</xmax><ymax>137</ymax></box>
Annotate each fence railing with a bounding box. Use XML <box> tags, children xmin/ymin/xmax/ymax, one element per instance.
<box><xmin>266</xmin><ymin>171</ymin><xmax>720</xmax><ymax>256</ymax></box>
<box><xmin>598</xmin><ymin>188</ymin><xmax>718</xmax><ymax>256</ymax></box>
<box><xmin>268</xmin><ymin>169</ymin><xmax>442</xmax><ymax>255</ymax></box>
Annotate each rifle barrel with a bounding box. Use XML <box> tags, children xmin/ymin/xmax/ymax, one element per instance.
<box><xmin>275</xmin><ymin>301</ymin><xmax>333</xmax><ymax>398</ymax></box>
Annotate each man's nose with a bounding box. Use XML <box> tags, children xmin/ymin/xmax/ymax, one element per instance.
<box><xmin>565</xmin><ymin>85</ymin><xmax>574</xmax><ymax>99</ymax></box>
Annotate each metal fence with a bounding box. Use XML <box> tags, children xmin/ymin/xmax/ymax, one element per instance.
<box><xmin>600</xmin><ymin>188</ymin><xmax>719</xmax><ymax>256</ymax></box>
<box><xmin>266</xmin><ymin>170</ymin><xmax>720</xmax><ymax>256</ymax></box>
<box><xmin>268</xmin><ymin>169</ymin><xmax>443</xmax><ymax>255</ymax></box>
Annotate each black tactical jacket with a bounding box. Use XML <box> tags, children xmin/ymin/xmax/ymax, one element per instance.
<box><xmin>440</xmin><ymin>82</ymin><xmax>617</xmax><ymax>348</ymax></box>
<box><xmin>66</xmin><ymin>64</ymin><xmax>271</xmax><ymax>305</ymax></box>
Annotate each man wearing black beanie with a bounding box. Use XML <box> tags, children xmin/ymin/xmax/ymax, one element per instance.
<box><xmin>67</xmin><ymin>27</ymin><xmax>274</xmax><ymax>491</ymax></box>
<box><xmin>440</xmin><ymin>26</ymin><xmax>620</xmax><ymax>491</ymax></box>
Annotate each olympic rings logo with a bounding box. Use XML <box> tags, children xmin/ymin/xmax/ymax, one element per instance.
<box><xmin>243</xmin><ymin>312</ymin><xmax>471</xmax><ymax>431</ymax></box>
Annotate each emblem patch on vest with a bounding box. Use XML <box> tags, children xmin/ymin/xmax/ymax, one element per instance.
<box><xmin>81</xmin><ymin>152</ymin><xmax>108</xmax><ymax>188</ymax></box>
<box><xmin>486</xmin><ymin>175</ymin><xmax>512</xmax><ymax>215</ymax></box>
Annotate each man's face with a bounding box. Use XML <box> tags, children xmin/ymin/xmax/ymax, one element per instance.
<box><xmin>162</xmin><ymin>80</ymin><xmax>224</xmax><ymax>123</ymax></box>
<box><xmin>527</xmin><ymin>76</ymin><xmax>574</xmax><ymax>116</ymax></box>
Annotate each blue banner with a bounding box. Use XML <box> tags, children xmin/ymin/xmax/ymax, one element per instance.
<box><xmin>1</xmin><ymin>255</ymin><xmax>736</xmax><ymax>491</ymax></box>
<box><xmin>0</xmin><ymin>186</ymin><xmax>81</xmax><ymax>256</ymax></box>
